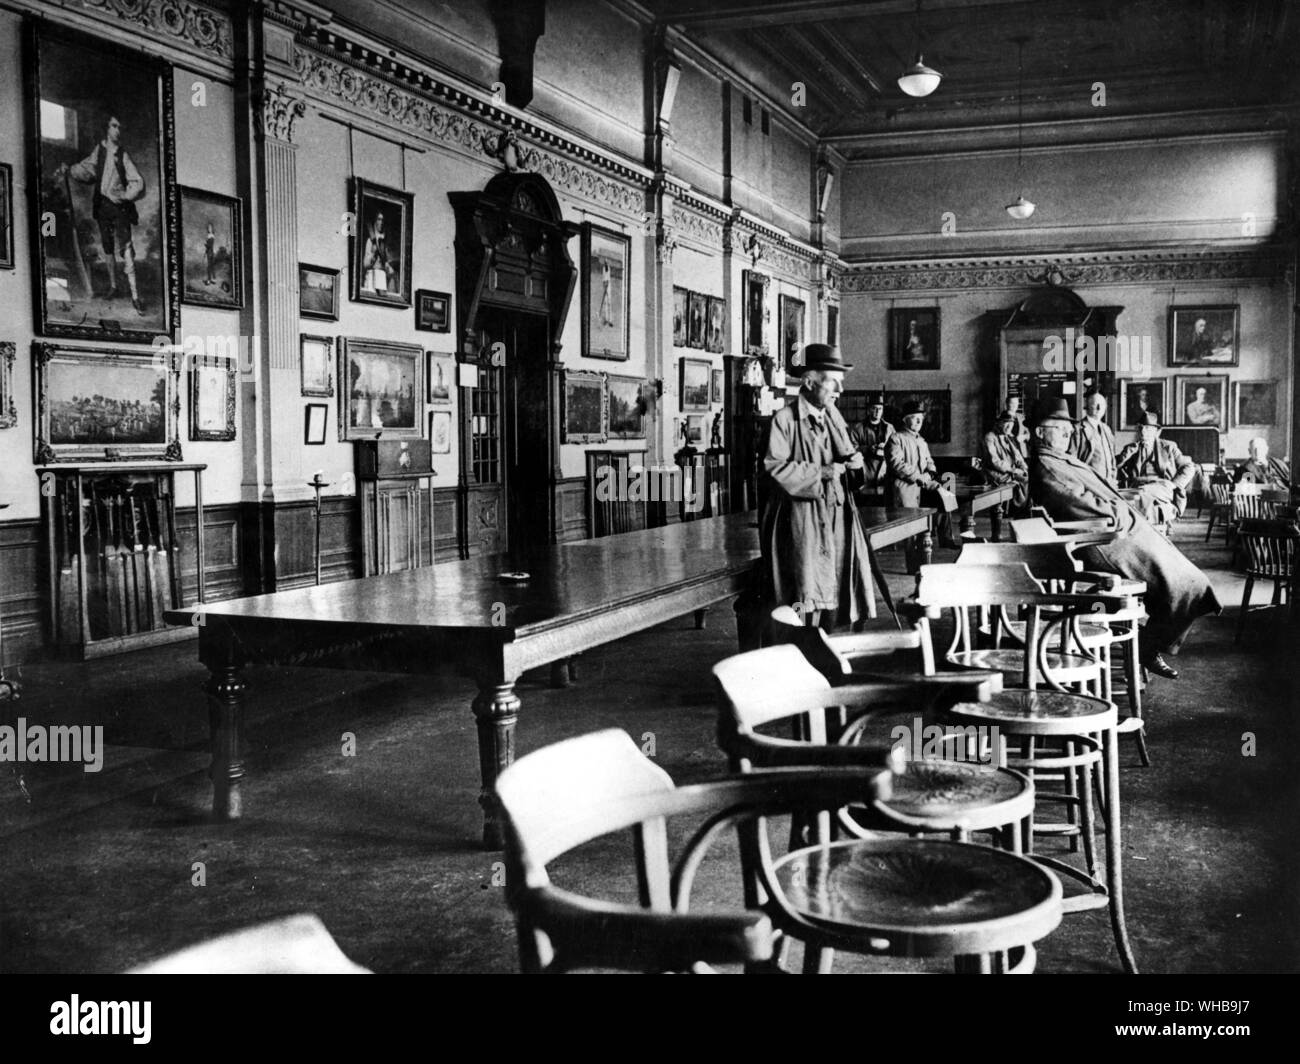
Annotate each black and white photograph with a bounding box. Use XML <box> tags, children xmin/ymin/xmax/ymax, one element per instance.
<box><xmin>350</xmin><ymin>178</ymin><xmax>414</xmax><ymax>307</ymax></box>
<box><xmin>2</xmin><ymin>0</ymin><xmax>1298</xmax><ymax>1006</ymax></box>
<box><xmin>27</xmin><ymin>21</ymin><xmax>178</xmax><ymax>342</ymax></box>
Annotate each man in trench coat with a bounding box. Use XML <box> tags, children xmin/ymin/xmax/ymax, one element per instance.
<box><xmin>1030</xmin><ymin>399</ymin><xmax>1221</xmax><ymax>679</ymax></box>
<box><xmin>759</xmin><ymin>344</ymin><xmax>875</xmax><ymax>631</ymax></box>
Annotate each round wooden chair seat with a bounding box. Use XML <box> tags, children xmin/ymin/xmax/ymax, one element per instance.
<box><xmin>948</xmin><ymin>689</ymin><xmax>1117</xmax><ymax>737</ymax></box>
<box><xmin>949</xmin><ymin>647</ymin><xmax>1100</xmax><ymax>683</ymax></box>
<box><xmin>869</xmin><ymin>759</ymin><xmax>1033</xmax><ymax>831</ymax></box>
<box><xmin>773</xmin><ymin>837</ymin><xmax>1062</xmax><ymax>957</ymax></box>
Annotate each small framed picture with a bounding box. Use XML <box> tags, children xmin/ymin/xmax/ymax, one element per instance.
<box><xmin>1233</xmin><ymin>380</ymin><xmax>1278</xmax><ymax>427</ymax></box>
<box><xmin>706</xmin><ymin>296</ymin><xmax>725</xmax><ymax>353</ymax></box>
<box><xmin>1119</xmin><ymin>378</ymin><xmax>1168</xmax><ymax>430</ymax></box>
<box><xmin>680</xmin><ymin>357</ymin><xmax>710</xmax><ymax>412</ymax></box>
<box><xmin>563</xmin><ymin>369</ymin><xmax>608</xmax><ymax>444</ymax></box>
<box><xmin>607</xmin><ymin>374</ymin><xmax>645</xmax><ymax>439</ymax></box>
<box><xmin>1176</xmin><ymin>374</ymin><xmax>1229</xmax><ymax>433</ymax></box>
<box><xmin>672</xmin><ymin>287</ymin><xmax>689</xmax><ymax>347</ymax></box>
<box><xmin>686</xmin><ymin>415</ymin><xmax>705</xmax><ymax>445</ymax></box>
<box><xmin>779</xmin><ymin>294</ymin><xmax>805</xmax><ymax>373</ymax></box>
<box><xmin>350</xmin><ymin>178</ymin><xmax>414</xmax><ymax>307</ymax></box>
<box><xmin>429</xmin><ymin>409</ymin><xmax>452</xmax><ymax>454</ymax></box>
<box><xmin>0</xmin><ymin>341</ymin><xmax>15</xmax><ymax>428</ymax></box>
<box><xmin>826</xmin><ymin>304</ymin><xmax>839</xmax><ymax>346</ymax></box>
<box><xmin>428</xmin><ymin>353</ymin><xmax>453</xmax><ymax>404</ymax></box>
<box><xmin>0</xmin><ymin>162</ymin><xmax>13</xmax><ymax>270</ymax></box>
<box><xmin>688</xmin><ymin>291</ymin><xmax>708</xmax><ymax>349</ymax></box>
<box><xmin>189</xmin><ymin>355</ymin><xmax>236</xmax><ymax>441</ymax></box>
<box><xmin>304</xmin><ymin>403</ymin><xmax>329</xmax><ymax>445</ymax></box>
<box><xmin>1169</xmin><ymin>305</ymin><xmax>1239</xmax><ymax>367</ymax></box>
<box><xmin>582</xmin><ymin>223</ymin><xmax>630</xmax><ymax>360</ymax></box>
<box><xmin>299</xmin><ymin>263</ymin><xmax>340</xmax><ymax>321</ymax></box>
<box><xmin>888</xmin><ymin>307</ymin><xmax>940</xmax><ymax>370</ymax></box>
<box><xmin>179</xmin><ymin>186</ymin><xmax>243</xmax><ymax>308</ymax></box>
<box><xmin>415</xmin><ymin>289</ymin><xmax>451</xmax><ymax>332</ymax></box>
<box><xmin>300</xmin><ymin>334</ymin><xmax>334</xmax><ymax>397</ymax></box>
<box><xmin>711</xmin><ymin>368</ymin><xmax>724</xmax><ymax>405</ymax></box>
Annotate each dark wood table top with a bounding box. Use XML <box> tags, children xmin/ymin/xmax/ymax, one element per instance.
<box><xmin>167</xmin><ymin>508</ymin><xmax>937</xmax><ymax>637</ymax></box>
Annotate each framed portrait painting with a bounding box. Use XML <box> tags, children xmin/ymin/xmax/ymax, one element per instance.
<box><xmin>826</xmin><ymin>304</ymin><xmax>839</xmax><ymax>347</ymax></box>
<box><xmin>428</xmin><ymin>353</ymin><xmax>453</xmax><ymax>405</ymax></box>
<box><xmin>672</xmin><ymin>287</ymin><xmax>688</xmax><ymax>347</ymax></box>
<box><xmin>687</xmin><ymin>291</ymin><xmax>707</xmax><ymax>350</ymax></box>
<box><xmin>581</xmin><ymin>223</ymin><xmax>629</xmax><ymax>360</ymax></box>
<box><xmin>415</xmin><ymin>289</ymin><xmax>450</xmax><ymax>332</ymax></box>
<box><xmin>189</xmin><ymin>354</ymin><xmax>236</xmax><ymax>441</ymax></box>
<box><xmin>349</xmin><ymin>179</ymin><xmax>413</xmax><ymax>307</ymax></box>
<box><xmin>706</xmin><ymin>296</ymin><xmax>725</xmax><ymax>354</ymax></box>
<box><xmin>34</xmin><ymin>343</ymin><xmax>181</xmax><ymax>463</ymax></box>
<box><xmin>888</xmin><ymin>308</ymin><xmax>940</xmax><ymax>370</ymax></box>
<box><xmin>1169</xmin><ymin>306</ymin><xmax>1238</xmax><ymax>367</ymax></box>
<box><xmin>779</xmin><ymin>294</ymin><xmax>805</xmax><ymax>374</ymax></box>
<box><xmin>680</xmin><ymin>357</ymin><xmax>710</xmax><ymax>413</ymax></box>
<box><xmin>338</xmin><ymin>337</ymin><xmax>423</xmax><ymax>441</ymax></box>
<box><xmin>27</xmin><ymin>22</ymin><xmax>179</xmax><ymax>343</ymax></box>
<box><xmin>1233</xmin><ymin>380</ymin><xmax>1278</xmax><ymax>427</ymax></box>
<box><xmin>711</xmin><ymin>368</ymin><xmax>724</xmax><ymax>406</ymax></box>
<box><xmin>300</xmin><ymin>334</ymin><xmax>333</xmax><ymax>398</ymax></box>
<box><xmin>742</xmin><ymin>270</ymin><xmax>769</xmax><ymax>355</ymax></box>
<box><xmin>563</xmin><ymin>369</ymin><xmax>607</xmax><ymax>444</ymax></box>
<box><xmin>299</xmin><ymin>263</ymin><xmax>339</xmax><ymax>321</ymax></box>
<box><xmin>0</xmin><ymin>162</ymin><xmax>12</xmax><ymax>270</ymax></box>
<box><xmin>1118</xmin><ymin>378</ymin><xmax>1168</xmax><ymax>431</ymax></box>
<box><xmin>179</xmin><ymin>187</ymin><xmax>242</xmax><ymax>309</ymax></box>
<box><xmin>607</xmin><ymin>374</ymin><xmax>645</xmax><ymax>439</ymax></box>
<box><xmin>1176</xmin><ymin>374</ymin><xmax>1228</xmax><ymax>433</ymax></box>
<box><xmin>304</xmin><ymin>403</ymin><xmax>328</xmax><ymax>445</ymax></box>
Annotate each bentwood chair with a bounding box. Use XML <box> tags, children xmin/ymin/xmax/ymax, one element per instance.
<box><xmin>1204</xmin><ymin>472</ymin><xmax>1234</xmax><ymax>544</ymax></box>
<box><xmin>908</xmin><ymin>564</ymin><xmax>1140</xmax><ymax>973</ymax></box>
<box><xmin>712</xmin><ymin>646</ymin><xmax>1061</xmax><ymax>974</ymax></box>
<box><xmin>127</xmin><ymin>914</ymin><xmax>370</xmax><ymax>974</ymax></box>
<box><xmin>494</xmin><ymin>728</ymin><xmax>902</xmax><ymax>974</ymax></box>
<box><xmin>1234</xmin><ymin>518</ymin><xmax>1300</xmax><ymax>645</ymax></box>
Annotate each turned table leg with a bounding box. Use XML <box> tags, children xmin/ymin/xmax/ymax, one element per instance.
<box><xmin>472</xmin><ymin>680</ymin><xmax>520</xmax><ymax>850</ymax></box>
<box><xmin>991</xmin><ymin>504</ymin><xmax>1004</xmax><ymax>543</ymax></box>
<box><xmin>205</xmin><ymin>664</ymin><xmax>247</xmax><ymax>820</ymax></box>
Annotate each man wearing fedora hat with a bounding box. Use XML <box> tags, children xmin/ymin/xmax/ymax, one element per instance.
<box><xmin>981</xmin><ymin>408</ymin><xmax>1030</xmax><ymax>511</ymax></box>
<box><xmin>759</xmin><ymin>343</ymin><xmax>875</xmax><ymax>630</ymax></box>
<box><xmin>849</xmin><ymin>392</ymin><xmax>894</xmax><ymax>499</ymax></box>
<box><xmin>1030</xmin><ymin>398</ymin><xmax>1219</xmax><ymax>679</ymax></box>
<box><xmin>887</xmin><ymin>399</ymin><xmax>960</xmax><ymax>569</ymax></box>
<box><xmin>1116</xmin><ymin>410</ymin><xmax>1196</xmax><ymax>527</ymax></box>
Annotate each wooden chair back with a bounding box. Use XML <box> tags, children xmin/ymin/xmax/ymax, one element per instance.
<box><xmin>768</xmin><ymin>605</ymin><xmax>924</xmax><ymax>678</ymax></box>
<box><xmin>956</xmin><ymin>541</ymin><xmax>1081</xmax><ymax>587</ymax></box>
<box><xmin>1230</xmin><ymin>483</ymin><xmax>1289</xmax><ymax>522</ymax></box>
<box><xmin>1208</xmin><ymin>473</ymin><xmax>1233</xmax><ymax>506</ymax></box>
<box><xmin>914</xmin><ymin>563</ymin><xmax>1045</xmax><ymax>609</ymax></box>
<box><xmin>1236</xmin><ymin>518</ymin><xmax>1300</xmax><ymax>579</ymax></box>
<box><xmin>1011</xmin><ymin>516</ymin><xmax>1059</xmax><ymax>543</ymax></box>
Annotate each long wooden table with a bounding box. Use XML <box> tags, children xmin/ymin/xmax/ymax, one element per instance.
<box><xmin>165</xmin><ymin>507</ymin><xmax>934</xmax><ymax>847</ymax></box>
<box><xmin>956</xmin><ymin>483</ymin><xmax>1016</xmax><ymax>542</ymax></box>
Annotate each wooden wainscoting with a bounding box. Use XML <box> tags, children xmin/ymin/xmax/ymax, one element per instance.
<box><xmin>0</xmin><ymin>518</ymin><xmax>45</xmax><ymax>664</ymax></box>
<box><xmin>556</xmin><ymin>476</ymin><xmax>588</xmax><ymax>542</ymax></box>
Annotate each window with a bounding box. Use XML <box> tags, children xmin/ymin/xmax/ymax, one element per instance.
<box><xmin>742</xmin><ymin>95</ymin><xmax>752</xmax><ymax>125</ymax></box>
<box><xmin>40</xmin><ymin>100</ymin><xmax>77</xmax><ymax>147</ymax></box>
<box><xmin>471</xmin><ymin>364</ymin><xmax>501</xmax><ymax>484</ymax></box>
<box><xmin>761</xmin><ymin>108</ymin><xmax>770</xmax><ymax>135</ymax></box>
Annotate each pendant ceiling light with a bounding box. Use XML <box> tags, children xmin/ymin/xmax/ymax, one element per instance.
<box><xmin>897</xmin><ymin>0</ymin><xmax>942</xmax><ymax>97</ymax></box>
<box><xmin>1005</xmin><ymin>36</ymin><xmax>1035</xmax><ymax>219</ymax></box>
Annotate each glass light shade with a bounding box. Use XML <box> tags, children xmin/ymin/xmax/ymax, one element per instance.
<box><xmin>897</xmin><ymin>57</ymin><xmax>942</xmax><ymax>97</ymax></box>
<box><xmin>1005</xmin><ymin>195</ymin><xmax>1036</xmax><ymax>220</ymax></box>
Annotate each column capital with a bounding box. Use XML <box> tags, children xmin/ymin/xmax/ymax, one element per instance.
<box><xmin>258</xmin><ymin>82</ymin><xmax>307</xmax><ymax>144</ymax></box>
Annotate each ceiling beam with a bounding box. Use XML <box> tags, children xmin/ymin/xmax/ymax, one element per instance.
<box><xmin>655</xmin><ymin>0</ymin><xmax>1060</xmax><ymax>32</ymax></box>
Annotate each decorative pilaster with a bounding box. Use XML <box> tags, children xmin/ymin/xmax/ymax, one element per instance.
<box><xmin>255</xmin><ymin>82</ymin><xmax>305</xmax><ymax>374</ymax></box>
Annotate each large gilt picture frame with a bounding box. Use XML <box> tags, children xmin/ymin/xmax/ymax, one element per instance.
<box><xmin>179</xmin><ymin>186</ymin><xmax>243</xmax><ymax>309</ymax></box>
<box><xmin>581</xmin><ymin>223</ymin><xmax>630</xmax><ymax>361</ymax></box>
<box><xmin>26</xmin><ymin>21</ymin><xmax>179</xmax><ymax>343</ymax></box>
<box><xmin>189</xmin><ymin>354</ymin><xmax>236</xmax><ymax>441</ymax></box>
<box><xmin>1168</xmin><ymin>305</ymin><xmax>1238</xmax><ymax>367</ymax></box>
<box><xmin>34</xmin><ymin>342</ymin><xmax>181</xmax><ymax>463</ymax></box>
<box><xmin>339</xmin><ymin>337</ymin><xmax>423</xmax><ymax>441</ymax></box>
<box><xmin>743</xmin><ymin>269</ymin><xmax>770</xmax><ymax>356</ymax></box>
<box><xmin>349</xmin><ymin>179</ymin><xmax>414</xmax><ymax>308</ymax></box>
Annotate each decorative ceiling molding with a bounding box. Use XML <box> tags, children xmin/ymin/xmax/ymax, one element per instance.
<box><xmin>840</xmin><ymin>247</ymin><xmax>1294</xmax><ymax>293</ymax></box>
<box><xmin>670</xmin><ymin>205</ymin><xmax>724</xmax><ymax>250</ymax></box>
<box><xmin>75</xmin><ymin>0</ymin><xmax>233</xmax><ymax>61</ymax></box>
<box><xmin>291</xmin><ymin>46</ymin><xmax>650</xmax><ymax>217</ymax></box>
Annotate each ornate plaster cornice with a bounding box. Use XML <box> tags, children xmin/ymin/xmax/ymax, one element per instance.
<box><xmin>292</xmin><ymin>45</ymin><xmax>650</xmax><ymax>217</ymax></box>
<box><xmin>840</xmin><ymin>247</ymin><xmax>1295</xmax><ymax>294</ymax></box>
<box><xmin>76</xmin><ymin>0</ymin><xmax>233</xmax><ymax>61</ymax></box>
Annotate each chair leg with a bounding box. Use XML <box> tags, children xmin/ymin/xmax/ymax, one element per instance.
<box><xmin>1103</xmin><ymin>727</ymin><xmax>1139</xmax><ymax>974</ymax></box>
<box><xmin>1235</xmin><ymin>576</ymin><xmax>1255</xmax><ymax>645</ymax></box>
<box><xmin>1204</xmin><ymin>510</ymin><xmax>1214</xmax><ymax>542</ymax></box>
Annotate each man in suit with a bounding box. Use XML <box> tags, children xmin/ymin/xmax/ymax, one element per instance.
<box><xmin>1073</xmin><ymin>389</ymin><xmax>1118</xmax><ymax>488</ymax></box>
<box><xmin>980</xmin><ymin>408</ymin><xmax>1029</xmax><ymax>510</ymax></box>
<box><xmin>1234</xmin><ymin>437</ymin><xmax>1292</xmax><ymax>489</ymax></box>
<box><xmin>887</xmin><ymin>399</ymin><xmax>959</xmax><ymax>570</ymax></box>
<box><xmin>849</xmin><ymin>393</ymin><xmax>894</xmax><ymax>498</ymax></box>
<box><xmin>1030</xmin><ymin>399</ymin><xmax>1220</xmax><ymax>679</ymax></box>
<box><xmin>1116</xmin><ymin>411</ymin><xmax>1196</xmax><ymax>526</ymax></box>
<box><xmin>759</xmin><ymin>344</ymin><xmax>874</xmax><ymax>631</ymax></box>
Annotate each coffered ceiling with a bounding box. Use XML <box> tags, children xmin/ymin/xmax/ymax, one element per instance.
<box><xmin>649</xmin><ymin>0</ymin><xmax>1298</xmax><ymax>152</ymax></box>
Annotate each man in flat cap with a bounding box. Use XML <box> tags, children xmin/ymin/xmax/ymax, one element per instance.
<box><xmin>887</xmin><ymin>398</ymin><xmax>959</xmax><ymax>571</ymax></box>
<box><xmin>759</xmin><ymin>343</ymin><xmax>875</xmax><ymax>630</ymax></box>
<box><xmin>981</xmin><ymin>408</ymin><xmax>1030</xmax><ymax>511</ymax></box>
<box><xmin>849</xmin><ymin>392</ymin><xmax>894</xmax><ymax>500</ymax></box>
<box><xmin>1030</xmin><ymin>398</ymin><xmax>1219</xmax><ymax>679</ymax></box>
<box><xmin>1116</xmin><ymin>410</ymin><xmax>1196</xmax><ymax>527</ymax></box>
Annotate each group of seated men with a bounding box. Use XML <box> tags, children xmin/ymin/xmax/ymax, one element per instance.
<box><xmin>759</xmin><ymin>348</ymin><xmax>1229</xmax><ymax>681</ymax></box>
